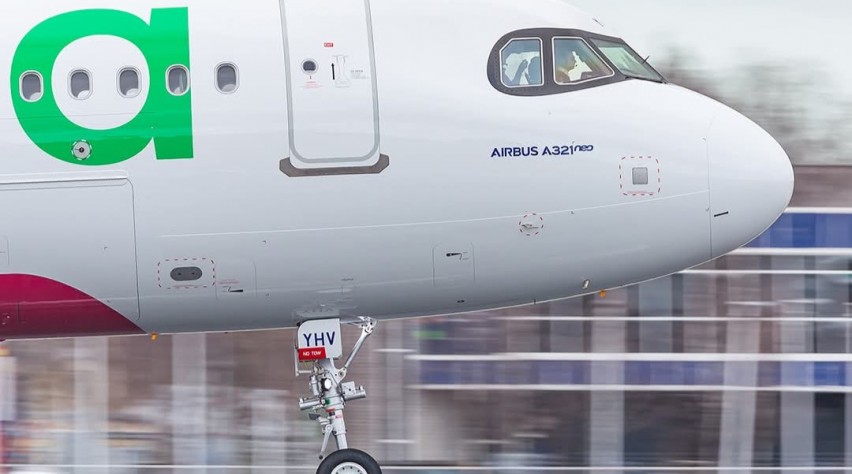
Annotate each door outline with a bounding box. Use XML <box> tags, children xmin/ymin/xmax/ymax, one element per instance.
<box><xmin>0</xmin><ymin>173</ymin><xmax>141</xmax><ymax>322</ymax></box>
<box><xmin>278</xmin><ymin>0</ymin><xmax>389</xmax><ymax>177</ymax></box>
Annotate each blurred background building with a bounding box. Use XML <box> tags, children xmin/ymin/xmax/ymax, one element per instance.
<box><xmin>3</xmin><ymin>1</ymin><xmax>852</xmax><ymax>472</ymax></box>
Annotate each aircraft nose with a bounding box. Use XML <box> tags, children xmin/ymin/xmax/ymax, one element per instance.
<box><xmin>708</xmin><ymin>106</ymin><xmax>794</xmax><ymax>258</ymax></box>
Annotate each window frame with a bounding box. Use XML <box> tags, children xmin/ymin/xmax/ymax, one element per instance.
<box><xmin>487</xmin><ymin>28</ymin><xmax>666</xmax><ymax>97</ymax></box>
<box><xmin>590</xmin><ymin>37</ymin><xmax>666</xmax><ymax>83</ymax></box>
<box><xmin>215</xmin><ymin>62</ymin><xmax>240</xmax><ymax>94</ymax></box>
<box><xmin>166</xmin><ymin>64</ymin><xmax>191</xmax><ymax>96</ymax></box>
<box><xmin>551</xmin><ymin>36</ymin><xmax>615</xmax><ymax>86</ymax></box>
<box><xmin>117</xmin><ymin>67</ymin><xmax>142</xmax><ymax>99</ymax></box>
<box><xmin>68</xmin><ymin>68</ymin><xmax>93</xmax><ymax>100</ymax></box>
<box><xmin>20</xmin><ymin>71</ymin><xmax>44</xmax><ymax>103</ymax></box>
<box><xmin>498</xmin><ymin>37</ymin><xmax>544</xmax><ymax>89</ymax></box>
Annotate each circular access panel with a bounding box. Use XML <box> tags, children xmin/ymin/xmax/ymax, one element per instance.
<box><xmin>72</xmin><ymin>140</ymin><xmax>92</xmax><ymax>161</ymax></box>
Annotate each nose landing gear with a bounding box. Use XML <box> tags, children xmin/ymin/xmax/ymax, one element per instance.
<box><xmin>296</xmin><ymin>316</ymin><xmax>382</xmax><ymax>474</ymax></box>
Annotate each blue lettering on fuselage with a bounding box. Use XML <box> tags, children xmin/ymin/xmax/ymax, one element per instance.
<box><xmin>491</xmin><ymin>144</ymin><xmax>594</xmax><ymax>158</ymax></box>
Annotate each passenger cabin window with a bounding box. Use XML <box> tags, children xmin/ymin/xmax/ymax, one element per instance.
<box><xmin>118</xmin><ymin>68</ymin><xmax>140</xmax><ymax>98</ymax></box>
<box><xmin>20</xmin><ymin>72</ymin><xmax>43</xmax><ymax>102</ymax></box>
<box><xmin>552</xmin><ymin>38</ymin><xmax>613</xmax><ymax>85</ymax></box>
<box><xmin>70</xmin><ymin>70</ymin><xmax>92</xmax><ymax>99</ymax></box>
<box><xmin>500</xmin><ymin>38</ymin><xmax>543</xmax><ymax>88</ymax></box>
<box><xmin>167</xmin><ymin>66</ymin><xmax>190</xmax><ymax>95</ymax></box>
<box><xmin>591</xmin><ymin>38</ymin><xmax>664</xmax><ymax>82</ymax></box>
<box><xmin>216</xmin><ymin>63</ymin><xmax>238</xmax><ymax>93</ymax></box>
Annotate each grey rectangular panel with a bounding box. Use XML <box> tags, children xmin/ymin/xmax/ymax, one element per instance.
<box><xmin>633</xmin><ymin>167</ymin><xmax>649</xmax><ymax>185</ymax></box>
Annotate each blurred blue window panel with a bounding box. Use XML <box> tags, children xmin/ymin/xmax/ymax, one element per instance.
<box><xmin>571</xmin><ymin>361</ymin><xmax>591</xmax><ymax>384</ymax></box>
<box><xmin>781</xmin><ymin>361</ymin><xmax>813</xmax><ymax>386</ymax></box>
<box><xmin>418</xmin><ymin>360</ymin><xmax>849</xmax><ymax>387</ymax></box>
<box><xmin>625</xmin><ymin>361</ymin><xmax>725</xmax><ymax>385</ymax></box>
<box><xmin>649</xmin><ymin>362</ymin><xmax>686</xmax><ymax>385</ymax></box>
<box><xmin>497</xmin><ymin>361</ymin><xmax>537</xmax><ymax>385</ymax></box>
<box><xmin>537</xmin><ymin>361</ymin><xmax>589</xmax><ymax>384</ymax></box>
<box><xmin>749</xmin><ymin>213</ymin><xmax>852</xmax><ymax>248</ymax></box>
<box><xmin>757</xmin><ymin>362</ymin><xmax>781</xmax><ymax>386</ymax></box>
<box><xmin>689</xmin><ymin>362</ymin><xmax>725</xmax><ymax>386</ymax></box>
<box><xmin>625</xmin><ymin>361</ymin><xmax>651</xmax><ymax>384</ymax></box>
<box><xmin>792</xmin><ymin>213</ymin><xmax>818</xmax><ymax>247</ymax></box>
<box><xmin>420</xmin><ymin>361</ymin><xmax>456</xmax><ymax>384</ymax></box>
<box><xmin>813</xmin><ymin>362</ymin><xmax>846</xmax><ymax>386</ymax></box>
<box><xmin>816</xmin><ymin>214</ymin><xmax>852</xmax><ymax>248</ymax></box>
<box><xmin>749</xmin><ymin>213</ymin><xmax>795</xmax><ymax>248</ymax></box>
<box><xmin>460</xmin><ymin>361</ymin><xmax>495</xmax><ymax>385</ymax></box>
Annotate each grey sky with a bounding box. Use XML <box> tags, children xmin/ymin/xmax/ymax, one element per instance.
<box><xmin>563</xmin><ymin>1</ymin><xmax>852</xmax><ymax>164</ymax></box>
<box><xmin>568</xmin><ymin>0</ymin><xmax>852</xmax><ymax>96</ymax></box>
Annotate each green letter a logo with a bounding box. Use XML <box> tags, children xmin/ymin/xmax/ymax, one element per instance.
<box><xmin>11</xmin><ymin>8</ymin><xmax>193</xmax><ymax>166</ymax></box>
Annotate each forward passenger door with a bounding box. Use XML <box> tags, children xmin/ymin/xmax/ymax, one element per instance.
<box><xmin>279</xmin><ymin>0</ymin><xmax>387</xmax><ymax>176</ymax></box>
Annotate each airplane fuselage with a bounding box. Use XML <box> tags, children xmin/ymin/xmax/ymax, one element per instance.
<box><xmin>0</xmin><ymin>0</ymin><xmax>794</xmax><ymax>339</ymax></box>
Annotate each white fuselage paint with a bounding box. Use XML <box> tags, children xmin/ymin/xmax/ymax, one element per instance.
<box><xmin>0</xmin><ymin>0</ymin><xmax>794</xmax><ymax>337</ymax></box>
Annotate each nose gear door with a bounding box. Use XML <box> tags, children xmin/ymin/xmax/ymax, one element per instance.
<box><xmin>279</xmin><ymin>0</ymin><xmax>389</xmax><ymax>177</ymax></box>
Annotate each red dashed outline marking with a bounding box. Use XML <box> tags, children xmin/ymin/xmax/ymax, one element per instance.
<box><xmin>619</xmin><ymin>156</ymin><xmax>662</xmax><ymax>197</ymax></box>
<box><xmin>157</xmin><ymin>257</ymin><xmax>217</xmax><ymax>290</ymax></box>
<box><xmin>519</xmin><ymin>213</ymin><xmax>545</xmax><ymax>237</ymax></box>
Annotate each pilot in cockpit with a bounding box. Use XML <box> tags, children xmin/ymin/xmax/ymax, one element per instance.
<box><xmin>554</xmin><ymin>39</ymin><xmax>611</xmax><ymax>84</ymax></box>
<box><xmin>556</xmin><ymin>49</ymin><xmax>592</xmax><ymax>84</ymax></box>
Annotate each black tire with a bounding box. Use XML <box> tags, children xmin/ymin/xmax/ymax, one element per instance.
<box><xmin>316</xmin><ymin>449</ymin><xmax>382</xmax><ymax>474</ymax></box>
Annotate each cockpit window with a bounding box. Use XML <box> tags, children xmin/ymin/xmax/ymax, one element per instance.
<box><xmin>500</xmin><ymin>38</ymin><xmax>543</xmax><ymax>88</ymax></box>
<box><xmin>590</xmin><ymin>38</ymin><xmax>665</xmax><ymax>83</ymax></box>
<box><xmin>552</xmin><ymin>38</ymin><xmax>613</xmax><ymax>85</ymax></box>
<box><xmin>488</xmin><ymin>29</ymin><xmax>657</xmax><ymax>97</ymax></box>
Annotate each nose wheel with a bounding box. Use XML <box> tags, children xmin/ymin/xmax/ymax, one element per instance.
<box><xmin>317</xmin><ymin>449</ymin><xmax>382</xmax><ymax>474</ymax></box>
<box><xmin>295</xmin><ymin>316</ymin><xmax>383</xmax><ymax>474</ymax></box>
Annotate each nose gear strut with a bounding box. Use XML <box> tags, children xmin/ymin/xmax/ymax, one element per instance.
<box><xmin>295</xmin><ymin>316</ymin><xmax>382</xmax><ymax>474</ymax></box>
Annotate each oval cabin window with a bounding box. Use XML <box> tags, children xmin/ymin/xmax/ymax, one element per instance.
<box><xmin>216</xmin><ymin>63</ymin><xmax>238</xmax><ymax>93</ymax></box>
<box><xmin>70</xmin><ymin>70</ymin><xmax>92</xmax><ymax>99</ymax></box>
<box><xmin>167</xmin><ymin>66</ymin><xmax>190</xmax><ymax>96</ymax></box>
<box><xmin>118</xmin><ymin>68</ymin><xmax>140</xmax><ymax>98</ymax></box>
<box><xmin>20</xmin><ymin>72</ymin><xmax>43</xmax><ymax>102</ymax></box>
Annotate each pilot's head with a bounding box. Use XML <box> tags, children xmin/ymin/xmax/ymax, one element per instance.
<box><xmin>560</xmin><ymin>49</ymin><xmax>577</xmax><ymax>69</ymax></box>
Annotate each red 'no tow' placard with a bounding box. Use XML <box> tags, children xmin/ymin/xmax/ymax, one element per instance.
<box><xmin>298</xmin><ymin>347</ymin><xmax>327</xmax><ymax>361</ymax></box>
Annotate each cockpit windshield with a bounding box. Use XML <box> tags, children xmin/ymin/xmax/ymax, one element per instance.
<box><xmin>488</xmin><ymin>29</ymin><xmax>667</xmax><ymax>96</ymax></box>
<box><xmin>590</xmin><ymin>38</ymin><xmax>665</xmax><ymax>83</ymax></box>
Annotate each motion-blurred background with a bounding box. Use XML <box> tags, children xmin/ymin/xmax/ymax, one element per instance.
<box><xmin>2</xmin><ymin>1</ymin><xmax>851</xmax><ymax>472</ymax></box>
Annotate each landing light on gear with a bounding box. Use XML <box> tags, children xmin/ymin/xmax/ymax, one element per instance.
<box><xmin>295</xmin><ymin>316</ymin><xmax>382</xmax><ymax>474</ymax></box>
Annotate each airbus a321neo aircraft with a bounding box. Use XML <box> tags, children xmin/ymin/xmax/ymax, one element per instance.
<box><xmin>0</xmin><ymin>0</ymin><xmax>793</xmax><ymax>471</ymax></box>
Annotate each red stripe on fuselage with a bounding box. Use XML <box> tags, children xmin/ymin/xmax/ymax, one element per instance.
<box><xmin>0</xmin><ymin>274</ymin><xmax>143</xmax><ymax>340</ymax></box>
